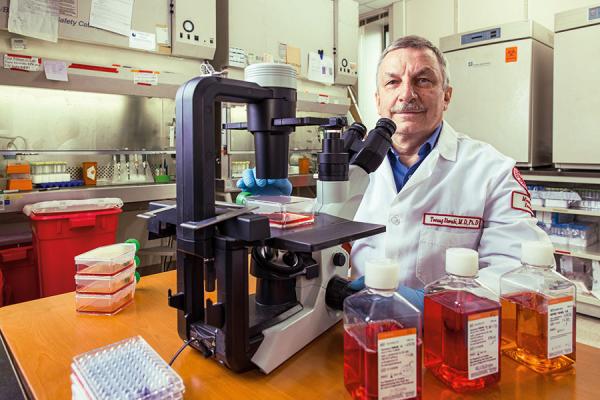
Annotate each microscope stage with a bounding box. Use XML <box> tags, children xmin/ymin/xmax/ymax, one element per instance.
<box><xmin>265</xmin><ymin>212</ymin><xmax>384</xmax><ymax>252</ymax></box>
<box><xmin>147</xmin><ymin>200</ymin><xmax>385</xmax><ymax>252</ymax></box>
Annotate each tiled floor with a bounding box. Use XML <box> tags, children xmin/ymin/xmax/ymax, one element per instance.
<box><xmin>577</xmin><ymin>314</ymin><xmax>600</xmax><ymax>348</ymax></box>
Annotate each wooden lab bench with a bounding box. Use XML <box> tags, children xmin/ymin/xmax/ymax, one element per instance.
<box><xmin>0</xmin><ymin>270</ymin><xmax>598</xmax><ymax>399</ymax></box>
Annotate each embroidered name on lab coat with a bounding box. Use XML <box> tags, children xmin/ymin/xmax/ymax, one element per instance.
<box><xmin>511</xmin><ymin>191</ymin><xmax>533</xmax><ymax>216</ymax></box>
<box><xmin>422</xmin><ymin>213</ymin><xmax>483</xmax><ymax>229</ymax></box>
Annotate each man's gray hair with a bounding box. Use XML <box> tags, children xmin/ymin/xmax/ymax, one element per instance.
<box><xmin>377</xmin><ymin>35</ymin><xmax>450</xmax><ymax>88</ymax></box>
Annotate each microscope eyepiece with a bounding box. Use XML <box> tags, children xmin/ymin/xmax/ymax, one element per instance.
<box><xmin>349</xmin><ymin>118</ymin><xmax>396</xmax><ymax>174</ymax></box>
<box><xmin>375</xmin><ymin>118</ymin><xmax>396</xmax><ymax>137</ymax></box>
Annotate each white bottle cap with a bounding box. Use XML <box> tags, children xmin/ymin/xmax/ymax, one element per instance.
<box><xmin>364</xmin><ymin>259</ymin><xmax>401</xmax><ymax>290</ymax></box>
<box><xmin>445</xmin><ymin>248</ymin><xmax>479</xmax><ymax>277</ymax></box>
<box><xmin>521</xmin><ymin>241</ymin><xmax>555</xmax><ymax>266</ymax></box>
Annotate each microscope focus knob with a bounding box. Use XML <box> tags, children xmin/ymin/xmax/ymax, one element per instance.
<box><xmin>332</xmin><ymin>253</ymin><xmax>346</xmax><ymax>267</ymax></box>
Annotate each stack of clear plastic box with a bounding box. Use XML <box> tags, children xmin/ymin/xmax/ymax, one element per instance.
<box><xmin>574</xmin><ymin>188</ymin><xmax>600</xmax><ymax>210</ymax></box>
<box><xmin>74</xmin><ymin>243</ymin><xmax>137</xmax><ymax>315</ymax></box>
<box><xmin>538</xmin><ymin>221</ymin><xmax>598</xmax><ymax>247</ymax></box>
<box><xmin>245</xmin><ymin>195</ymin><xmax>316</xmax><ymax>229</ymax></box>
<box><xmin>528</xmin><ymin>185</ymin><xmax>582</xmax><ymax>208</ymax></box>
<box><xmin>71</xmin><ymin>336</ymin><xmax>184</xmax><ymax>399</ymax></box>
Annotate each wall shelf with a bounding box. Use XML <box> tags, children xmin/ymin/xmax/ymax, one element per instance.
<box><xmin>0</xmin><ymin>150</ymin><xmax>175</xmax><ymax>156</ymax></box>
<box><xmin>577</xmin><ymin>294</ymin><xmax>600</xmax><ymax>319</ymax></box>
<box><xmin>0</xmin><ymin>183</ymin><xmax>175</xmax><ymax>214</ymax></box>
<box><xmin>0</xmin><ymin>64</ymin><xmax>182</xmax><ymax>99</ymax></box>
<box><xmin>532</xmin><ymin>205</ymin><xmax>600</xmax><ymax>217</ymax></box>
<box><xmin>522</xmin><ymin>170</ymin><xmax>600</xmax><ymax>185</ymax></box>
<box><xmin>553</xmin><ymin>243</ymin><xmax>600</xmax><ymax>261</ymax></box>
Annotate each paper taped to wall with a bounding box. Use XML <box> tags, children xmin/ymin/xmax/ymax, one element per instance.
<box><xmin>89</xmin><ymin>0</ymin><xmax>134</xmax><ymax>37</ymax></box>
<box><xmin>307</xmin><ymin>51</ymin><xmax>334</xmax><ymax>84</ymax></box>
<box><xmin>44</xmin><ymin>60</ymin><xmax>69</xmax><ymax>81</ymax></box>
<box><xmin>285</xmin><ymin>44</ymin><xmax>301</xmax><ymax>75</ymax></box>
<box><xmin>155</xmin><ymin>24</ymin><xmax>169</xmax><ymax>46</ymax></box>
<box><xmin>3</xmin><ymin>54</ymin><xmax>42</xmax><ymax>72</ymax></box>
<box><xmin>129</xmin><ymin>30</ymin><xmax>156</xmax><ymax>51</ymax></box>
<box><xmin>8</xmin><ymin>0</ymin><xmax>59</xmax><ymax>42</ymax></box>
<box><xmin>133</xmin><ymin>70</ymin><xmax>159</xmax><ymax>86</ymax></box>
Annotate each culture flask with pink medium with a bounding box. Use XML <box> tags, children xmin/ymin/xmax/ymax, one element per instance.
<box><xmin>424</xmin><ymin>248</ymin><xmax>501</xmax><ymax>392</ymax></box>
<box><xmin>343</xmin><ymin>259</ymin><xmax>422</xmax><ymax>400</ymax></box>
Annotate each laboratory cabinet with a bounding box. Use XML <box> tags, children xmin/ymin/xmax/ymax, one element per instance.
<box><xmin>0</xmin><ymin>0</ymin><xmax>216</xmax><ymax>60</ymax></box>
<box><xmin>441</xmin><ymin>20</ymin><xmax>553</xmax><ymax>167</ymax></box>
<box><xmin>553</xmin><ymin>3</ymin><xmax>600</xmax><ymax>169</ymax></box>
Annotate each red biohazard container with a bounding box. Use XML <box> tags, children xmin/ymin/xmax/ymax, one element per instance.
<box><xmin>29</xmin><ymin>207</ymin><xmax>122</xmax><ymax>297</ymax></box>
<box><xmin>0</xmin><ymin>243</ymin><xmax>39</xmax><ymax>305</ymax></box>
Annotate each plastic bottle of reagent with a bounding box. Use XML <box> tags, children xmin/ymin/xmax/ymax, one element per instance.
<box><xmin>424</xmin><ymin>248</ymin><xmax>501</xmax><ymax>392</ymax></box>
<box><xmin>500</xmin><ymin>241</ymin><xmax>576</xmax><ymax>374</ymax></box>
<box><xmin>343</xmin><ymin>259</ymin><xmax>422</xmax><ymax>400</ymax></box>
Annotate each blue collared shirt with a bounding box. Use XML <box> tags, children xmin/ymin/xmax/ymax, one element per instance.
<box><xmin>387</xmin><ymin>123</ymin><xmax>443</xmax><ymax>193</ymax></box>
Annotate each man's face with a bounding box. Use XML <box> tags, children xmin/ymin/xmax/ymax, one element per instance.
<box><xmin>375</xmin><ymin>47</ymin><xmax>452</xmax><ymax>139</ymax></box>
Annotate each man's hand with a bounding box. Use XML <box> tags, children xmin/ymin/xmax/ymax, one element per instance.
<box><xmin>348</xmin><ymin>276</ymin><xmax>424</xmax><ymax>312</ymax></box>
<box><xmin>236</xmin><ymin>168</ymin><xmax>293</xmax><ymax>196</ymax></box>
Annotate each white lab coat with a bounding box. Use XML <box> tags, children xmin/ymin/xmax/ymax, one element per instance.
<box><xmin>350</xmin><ymin>121</ymin><xmax>549</xmax><ymax>293</ymax></box>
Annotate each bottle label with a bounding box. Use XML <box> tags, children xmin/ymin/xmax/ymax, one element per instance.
<box><xmin>547</xmin><ymin>296</ymin><xmax>574</xmax><ymax>358</ymax></box>
<box><xmin>467</xmin><ymin>310</ymin><xmax>499</xmax><ymax>380</ymax></box>
<box><xmin>377</xmin><ymin>328</ymin><xmax>417</xmax><ymax>400</ymax></box>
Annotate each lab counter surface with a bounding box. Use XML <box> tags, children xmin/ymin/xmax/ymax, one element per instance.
<box><xmin>0</xmin><ymin>174</ymin><xmax>317</xmax><ymax>213</ymax></box>
<box><xmin>0</xmin><ymin>270</ymin><xmax>598</xmax><ymax>399</ymax></box>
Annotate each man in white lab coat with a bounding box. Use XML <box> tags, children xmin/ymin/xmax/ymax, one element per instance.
<box><xmin>349</xmin><ymin>35</ymin><xmax>548</xmax><ymax>305</ymax></box>
<box><xmin>238</xmin><ymin>35</ymin><xmax>549</xmax><ymax>308</ymax></box>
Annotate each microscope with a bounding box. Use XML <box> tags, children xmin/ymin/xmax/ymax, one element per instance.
<box><xmin>141</xmin><ymin>63</ymin><xmax>395</xmax><ymax>373</ymax></box>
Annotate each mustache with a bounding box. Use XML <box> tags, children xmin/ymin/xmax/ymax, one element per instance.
<box><xmin>390</xmin><ymin>102</ymin><xmax>426</xmax><ymax>113</ymax></box>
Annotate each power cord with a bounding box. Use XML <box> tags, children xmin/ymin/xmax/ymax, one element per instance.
<box><xmin>168</xmin><ymin>338</ymin><xmax>198</xmax><ymax>366</ymax></box>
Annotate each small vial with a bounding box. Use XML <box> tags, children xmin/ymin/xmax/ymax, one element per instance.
<box><xmin>343</xmin><ymin>259</ymin><xmax>421</xmax><ymax>400</ymax></box>
<box><xmin>424</xmin><ymin>248</ymin><xmax>501</xmax><ymax>392</ymax></box>
<box><xmin>500</xmin><ymin>241</ymin><xmax>576</xmax><ymax>374</ymax></box>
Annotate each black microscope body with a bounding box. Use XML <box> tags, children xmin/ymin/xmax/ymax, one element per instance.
<box><xmin>145</xmin><ymin>73</ymin><xmax>394</xmax><ymax>372</ymax></box>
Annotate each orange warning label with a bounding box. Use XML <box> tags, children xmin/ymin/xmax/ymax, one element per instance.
<box><xmin>378</xmin><ymin>327</ymin><xmax>417</xmax><ymax>340</ymax></box>
<box><xmin>468</xmin><ymin>310</ymin><xmax>499</xmax><ymax>321</ymax></box>
<box><xmin>548</xmin><ymin>295</ymin><xmax>574</xmax><ymax>305</ymax></box>
<box><xmin>505</xmin><ymin>47</ymin><xmax>518</xmax><ymax>63</ymax></box>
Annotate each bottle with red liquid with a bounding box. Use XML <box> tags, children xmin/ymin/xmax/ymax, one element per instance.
<box><xmin>423</xmin><ymin>248</ymin><xmax>501</xmax><ymax>392</ymax></box>
<box><xmin>343</xmin><ymin>259</ymin><xmax>421</xmax><ymax>400</ymax></box>
<box><xmin>500</xmin><ymin>241</ymin><xmax>576</xmax><ymax>374</ymax></box>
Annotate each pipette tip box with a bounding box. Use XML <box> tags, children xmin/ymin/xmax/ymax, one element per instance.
<box><xmin>71</xmin><ymin>336</ymin><xmax>184</xmax><ymax>400</ymax></box>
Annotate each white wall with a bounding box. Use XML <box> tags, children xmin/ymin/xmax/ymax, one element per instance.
<box><xmin>358</xmin><ymin>23</ymin><xmax>384</xmax><ymax>129</ymax></box>
<box><xmin>528</xmin><ymin>0</ymin><xmax>600</xmax><ymax>30</ymax></box>
<box><xmin>383</xmin><ymin>0</ymin><xmax>600</xmax><ymax>45</ymax></box>
<box><xmin>404</xmin><ymin>0</ymin><xmax>456</xmax><ymax>46</ymax></box>
<box><xmin>457</xmin><ymin>0</ymin><xmax>526</xmax><ymax>32</ymax></box>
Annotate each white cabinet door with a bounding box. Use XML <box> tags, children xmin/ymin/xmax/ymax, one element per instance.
<box><xmin>405</xmin><ymin>0</ymin><xmax>455</xmax><ymax>46</ymax></box>
<box><xmin>458</xmin><ymin>0</ymin><xmax>526</xmax><ymax>32</ymax></box>
<box><xmin>444</xmin><ymin>39</ymin><xmax>534</xmax><ymax>163</ymax></box>
<box><xmin>553</xmin><ymin>24</ymin><xmax>600</xmax><ymax>166</ymax></box>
